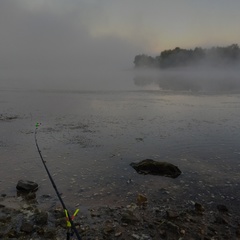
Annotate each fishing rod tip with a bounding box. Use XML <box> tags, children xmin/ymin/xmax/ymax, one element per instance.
<box><xmin>35</xmin><ymin>122</ymin><xmax>42</xmax><ymax>128</ymax></box>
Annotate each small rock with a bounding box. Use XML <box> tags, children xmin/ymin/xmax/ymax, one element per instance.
<box><xmin>166</xmin><ymin>210</ymin><xmax>179</xmax><ymax>219</ymax></box>
<box><xmin>127</xmin><ymin>203</ymin><xmax>138</xmax><ymax>212</ymax></box>
<box><xmin>25</xmin><ymin>192</ymin><xmax>37</xmax><ymax>200</ymax></box>
<box><xmin>53</xmin><ymin>208</ymin><xmax>65</xmax><ymax>219</ymax></box>
<box><xmin>132</xmin><ymin>233</ymin><xmax>141</xmax><ymax>240</ymax></box>
<box><xmin>103</xmin><ymin>220</ymin><xmax>115</xmax><ymax>234</ymax></box>
<box><xmin>22</xmin><ymin>203</ymin><xmax>31</xmax><ymax>210</ymax></box>
<box><xmin>20</xmin><ymin>221</ymin><xmax>34</xmax><ymax>233</ymax></box>
<box><xmin>217</xmin><ymin>204</ymin><xmax>228</xmax><ymax>213</ymax></box>
<box><xmin>137</xmin><ymin>194</ymin><xmax>148</xmax><ymax>207</ymax></box>
<box><xmin>90</xmin><ymin>210</ymin><xmax>101</xmax><ymax>217</ymax></box>
<box><xmin>121</xmin><ymin>211</ymin><xmax>139</xmax><ymax>224</ymax></box>
<box><xmin>41</xmin><ymin>194</ymin><xmax>52</xmax><ymax>199</ymax></box>
<box><xmin>141</xmin><ymin>234</ymin><xmax>152</xmax><ymax>239</ymax></box>
<box><xmin>159</xmin><ymin>229</ymin><xmax>167</xmax><ymax>238</ymax></box>
<box><xmin>127</xmin><ymin>179</ymin><xmax>133</xmax><ymax>184</ymax></box>
<box><xmin>55</xmin><ymin>217</ymin><xmax>67</xmax><ymax>228</ymax></box>
<box><xmin>152</xmin><ymin>207</ymin><xmax>160</xmax><ymax>213</ymax></box>
<box><xmin>35</xmin><ymin>225</ymin><xmax>45</xmax><ymax>235</ymax></box>
<box><xmin>132</xmin><ymin>233</ymin><xmax>152</xmax><ymax>240</ymax></box>
<box><xmin>115</xmin><ymin>232</ymin><xmax>122</xmax><ymax>237</ymax></box>
<box><xmin>195</xmin><ymin>202</ymin><xmax>205</xmax><ymax>213</ymax></box>
<box><xmin>44</xmin><ymin>228</ymin><xmax>57</xmax><ymax>238</ymax></box>
<box><xmin>16</xmin><ymin>180</ymin><xmax>38</xmax><ymax>192</ymax></box>
<box><xmin>180</xmin><ymin>229</ymin><xmax>186</xmax><ymax>235</ymax></box>
<box><xmin>35</xmin><ymin>211</ymin><xmax>48</xmax><ymax>225</ymax></box>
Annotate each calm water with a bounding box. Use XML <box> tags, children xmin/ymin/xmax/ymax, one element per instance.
<box><xmin>1</xmin><ymin>89</ymin><xmax>240</xmax><ymax>211</ymax></box>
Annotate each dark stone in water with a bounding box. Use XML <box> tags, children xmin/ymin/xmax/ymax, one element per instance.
<box><xmin>130</xmin><ymin>159</ymin><xmax>181</xmax><ymax>178</ymax></box>
<box><xmin>16</xmin><ymin>180</ymin><xmax>38</xmax><ymax>192</ymax></box>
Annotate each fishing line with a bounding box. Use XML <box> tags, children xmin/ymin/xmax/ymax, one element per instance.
<box><xmin>34</xmin><ymin>123</ymin><xmax>81</xmax><ymax>240</ymax></box>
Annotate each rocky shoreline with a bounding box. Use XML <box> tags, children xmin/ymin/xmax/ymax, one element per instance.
<box><xmin>1</xmin><ymin>189</ymin><xmax>240</xmax><ymax>240</ymax></box>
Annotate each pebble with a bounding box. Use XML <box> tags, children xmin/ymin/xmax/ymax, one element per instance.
<box><xmin>20</xmin><ymin>222</ymin><xmax>34</xmax><ymax>233</ymax></box>
<box><xmin>195</xmin><ymin>202</ymin><xmax>205</xmax><ymax>213</ymax></box>
<box><xmin>166</xmin><ymin>210</ymin><xmax>179</xmax><ymax>219</ymax></box>
<box><xmin>217</xmin><ymin>204</ymin><xmax>228</xmax><ymax>213</ymax></box>
<box><xmin>131</xmin><ymin>233</ymin><xmax>152</xmax><ymax>240</ymax></box>
<box><xmin>115</xmin><ymin>232</ymin><xmax>122</xmax><ymax>237</ymax></box>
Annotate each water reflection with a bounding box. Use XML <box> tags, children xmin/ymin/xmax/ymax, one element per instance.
<box><xmin>133</xmin><ymin>68</ymin><xmax>240</xmax><ymax>92</ymax></box>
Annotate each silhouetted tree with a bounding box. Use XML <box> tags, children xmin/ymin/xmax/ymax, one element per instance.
<box><xmin>134</xmin><ymin>54</ymin><xmax>156</xmax><ymax>68</ymax></box>
<box><xmin>133</xmin><ymin>44</ymin><xmax>240</xmax><ymax>69</ymax></box>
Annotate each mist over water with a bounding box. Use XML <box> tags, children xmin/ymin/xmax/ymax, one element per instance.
<box><xmin>1</xmin><ymin>1</ymin><xmax>239</xmax><ymax>93</ymax></box>
<box><xmin>133</xmin><ymin>66</ymin><xmax>240</xmax><ymax>93</ymax></box>
<box><xmin>2</xmin><ymin>66</ymin><xmax>240</xmax><ymax>93</ymax></box>
<box><xmin>0</xmin><ymin>68</ymin><xmax>136</xmax><ymax>91</ymax></box>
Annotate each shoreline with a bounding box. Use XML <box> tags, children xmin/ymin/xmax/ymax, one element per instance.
<box><xmin>1</xmin><ymin>189</ymin><xmax>240</xmax><ymax>239</ymax></box>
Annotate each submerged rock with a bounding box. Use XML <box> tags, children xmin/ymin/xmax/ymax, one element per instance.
<box><xmin>130</xmin><ymin>159</ymin><xmax>181</xmax><ymax>178</ymax></box>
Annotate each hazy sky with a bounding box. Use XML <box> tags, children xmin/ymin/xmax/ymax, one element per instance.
<box><xmin>1</xmin><ymin>0</ymin><xmax>240</xmax><ymax>89</ymax></box>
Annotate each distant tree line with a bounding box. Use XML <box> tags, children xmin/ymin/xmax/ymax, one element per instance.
<box><xmin>134</xmin><ymin>44</ymin><xmax>240</xmax><ymax>69</ymax></box>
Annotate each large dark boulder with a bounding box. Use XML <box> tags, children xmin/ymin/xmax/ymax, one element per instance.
<box><xmin>130</xmin><ymin>159</ymin><xmax>181</xmax><ymax>178</ymax></box>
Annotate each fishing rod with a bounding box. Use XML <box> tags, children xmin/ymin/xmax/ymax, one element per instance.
<box><xmin>34</xmin><ymin>123</ymin><xmax>81</xmax><ymax>240</ymax></box>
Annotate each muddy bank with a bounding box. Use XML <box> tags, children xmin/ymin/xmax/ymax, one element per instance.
<box><xmin>0</xmin><ymin>191</ymin><xmax>240</xmax><ymax>240</ymax></box>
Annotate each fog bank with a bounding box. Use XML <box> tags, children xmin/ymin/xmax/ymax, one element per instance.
<box><xmin>133</xmin><ymin>66</ymin><xmax>240</xmax><ymax>93</ymax></box>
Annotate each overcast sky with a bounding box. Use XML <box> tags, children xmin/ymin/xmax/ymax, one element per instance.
<box><xmin>1</xmin><ymin>0</ymin><xmax>240</xmax><ymax>89</ymax></box>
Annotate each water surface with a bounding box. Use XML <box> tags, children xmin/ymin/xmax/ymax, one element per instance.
<box><xmin>1</xmin><ymin>89</ymin><xmax>240</xmax><ymax>211</ymax></box>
